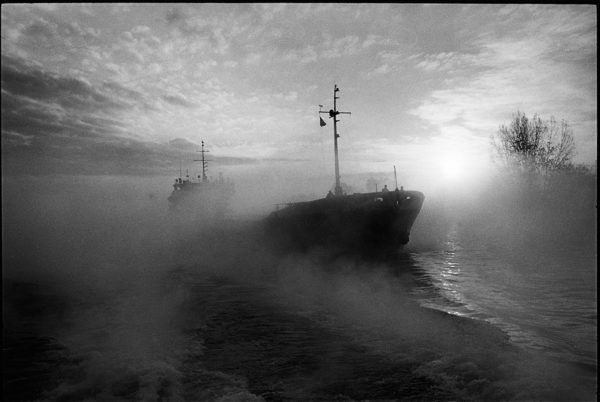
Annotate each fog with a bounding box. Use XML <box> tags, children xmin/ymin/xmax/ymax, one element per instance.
<box><xmin>2</xmin><ymin>168</ymin><xmax>596</xmax><ymax>400</ymax></box>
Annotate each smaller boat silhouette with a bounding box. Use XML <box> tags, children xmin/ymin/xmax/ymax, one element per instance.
<box><xmin>265</xmin><ymin>85</ymin><xmax>424</xmax><ymax>256</ymax></box>
<box><xmin>168</xmin><ymin>140</ymin><xmax>234</xmax><ymax>218</ymax></box>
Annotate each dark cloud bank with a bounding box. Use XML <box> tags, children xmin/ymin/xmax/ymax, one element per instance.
<box><xmin>1</xmin><ymin>55</ymin><xmax>258</xmax><ymax>176</ymax></box>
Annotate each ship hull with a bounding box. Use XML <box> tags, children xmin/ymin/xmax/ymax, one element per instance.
<box><xmin>265</xmin><ymin>190</ymin><xmax>424</xmax><ymax>256</ymax></box>
<box><xmin>168</xmin><ymin>180</ymin><xmax>234</xmax><ymax>220</ymax></box>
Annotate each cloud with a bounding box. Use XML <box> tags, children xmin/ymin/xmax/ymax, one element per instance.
<box><xmin>244</xmin><ymin>52</ymin><xmax>261</xmax><ymax>65</ymax></box>
<box><xmin>280</xmin><ymin>46</ymin><xmax>318</xmax><ymax>64</ymax></box>
<box><xmin>23</xmin><ymin>17</ymin><xmax>55</xmax><ymax>39</ymax></box>
<box><xmin>273</xmin><ymin>91</ymin><xmax>298</xmax><ymax>102</ymax></box>
<box><xmin>368</xmin><ymin>64</ymin><xmax>392</xmax><ymax>77</ymax></box>
<box><xmin>277</xmin><ymin>31</ymin><xmax>380</xmax><ymax>66</ymax></box>
<box><xmin>1</xmin><ymin>56</ymin><xmax>127</xmax><ymax>113</ymax></box>
<box><xmin>166</xmin><ymin>138</ymin><xmax>263</xmax><ymax>168</ymax></box>
<box><xmin>165</xmin><ymin>7</ymin><xmax>186</xmax><ymax>26</ymax></box>
<box><xmin>131</xmin><ymin>25</ymin><xmax>151</xmax><ymax>35</ymax></box>
<box><xmin>163</xmin><ymin>5</ymin><xmax>230</xmax><ymax>54</ymax></box>
<box><xmin>368</xmin><ymin>50</ymin><xmax>411</xmax><ymax>77</ymax></box>
<box><xmin>161</xmin><ymin>94</ymin><xmax>195</xmax><ymax>108</ymax></box>
<box><xmin>168</xmin><ymin>137</ymin><xmax>199</xmax><ymax>150</ymax></box>
<box><xmin>361</xmin><ymin>34</ymin><xmax>392</xmax><ymax>49</ymax></box>
<box><xmin>1</xmin><ymin>55</ymin><xmax>159</xmax><ymax>175</ymax></box>
<box><xmin>414</xmin><ymin>52</ymin><xmax>465</xmax><ymax>72</ymax></box>
<box><xmin>1</xmin><ymin>130</ymin><xmax>34</xmax><ymax>147</ymax></box>
<box><xmin>254</xmin><ymin>3</ymin><xmax>287</xmax><ymax>22</ymax></box>
<box><xmin>16</xmin><ymin>12</ymin><xmax>100</xmax><ymax>51</ymax></box>
<box><xmin>0</xmin><ymin>53</ymin><xmax>273</xmax><ymax>176</ymax></box>
<box><xmin>322</xmin><ymin>35</ymin><xmax>362</xmax><ymax>59</ymax></box>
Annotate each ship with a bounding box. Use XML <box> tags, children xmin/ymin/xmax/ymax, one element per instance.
<box><xmin>168</xmin><ymin>140</ymin><xmax>235</xmax><ymax>219</ymax></box>
<box><xmin>264</xmin><ymin>85</ymin><xmax>424</xmax><ymax>256</ymax></box>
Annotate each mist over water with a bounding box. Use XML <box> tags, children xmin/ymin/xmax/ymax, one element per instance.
<box><xmin>2</xmin><ymin>172</ymin><xmax>596</xmax><ymax>401</ymax></box>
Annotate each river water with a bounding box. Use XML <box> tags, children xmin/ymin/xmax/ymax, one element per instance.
<box><xmin>2</xmin><ymin>175</ymin><xmax>597</xmax><ymax>401</ymax></box>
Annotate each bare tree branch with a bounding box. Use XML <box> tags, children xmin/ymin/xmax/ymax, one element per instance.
<box><xmin>492</xmin><ymin>111</ymin><xmax>575</xmax><ymax>181</ymax></box>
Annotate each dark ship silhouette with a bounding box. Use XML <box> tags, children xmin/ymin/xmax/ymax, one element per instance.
<box><xmin>265</xmin><ymin>85</ymin><xmax>424</xmax><ymax>256</ymax></box>
<box><xmin>168</xmin><ymin>140</ymin><xmax>234</xmax><ymax>218</ymax></box>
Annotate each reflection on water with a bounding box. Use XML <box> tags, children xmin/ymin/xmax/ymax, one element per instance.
<box><xmin>408</xmin><ymin>224</ymin><xmax>597</xmax><ymax>390</ymax></box>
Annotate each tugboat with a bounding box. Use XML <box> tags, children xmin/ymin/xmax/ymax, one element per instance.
<box><xmin>265</xmin><ymin>85</ymin><xmax>424</xmax><ymax>256</ymax></box>
<box><xmin>168</xmin><ymin>140</ymin><xmax>234</xmax><ymax>219</ymax></box>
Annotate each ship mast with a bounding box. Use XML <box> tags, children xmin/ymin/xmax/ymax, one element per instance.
<box><xmin>194</xmin><ymin>140</ymin><xmax>210</xmax><ymax>182</ymax></box>
<box><xmin>319</xmin><ymin>84</ymin><xmax>351</xmax><ymax>196</ymax></box>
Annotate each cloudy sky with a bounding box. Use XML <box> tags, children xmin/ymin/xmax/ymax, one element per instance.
<box><xmin>1</xmin><ymin>4</ymin><xmax>596</xmax><ymax>188</ymax></box>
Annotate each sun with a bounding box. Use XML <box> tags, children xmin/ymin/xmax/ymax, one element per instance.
<box><xmin>439</xmin><ymin>157</ymin><xmax>465</xmax><ymax>182</ymax></box>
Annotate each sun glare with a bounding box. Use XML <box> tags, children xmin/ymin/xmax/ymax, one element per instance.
<box><xmin>440</xmin><ymin>157</ymin><xmax>465</xmax><ymax>182</ymax></box>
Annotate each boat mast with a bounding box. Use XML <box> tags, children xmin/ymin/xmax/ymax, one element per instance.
<box><xmin>319</xmin><ymin>84</ymin><xmax>351</xmax><ymax>196</ymax></box>
<box><xmin>194</xmin><ymin>140</ymin><xmax>210</xmax><ymax>182</ymax></box>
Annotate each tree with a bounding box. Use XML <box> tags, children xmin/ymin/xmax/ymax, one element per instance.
<box><xmin>492</xmin><ymin>111</ymin><xmax>575</xmax><ymax>176</ymax></box>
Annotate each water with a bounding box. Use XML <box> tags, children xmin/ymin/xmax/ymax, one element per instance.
<box><xmin>2</xmin><ymin>176</ymin><xmax>597</xmax><ymax>401</ymax></box>
<box><xmin>407</xmin><ymin>229</ymin><xmax>597</xmax><ymax>400</ymax></box>
<box><xmin>411</xmin><ymin>239</ymin><xmax>597</xmax><ymax>372</ymax></box>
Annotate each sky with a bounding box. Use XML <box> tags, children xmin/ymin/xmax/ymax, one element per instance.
<box><xmin>1</xmin><ymin>3</ymin><xmax>597</xmax><ymax>193</ymax></box>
